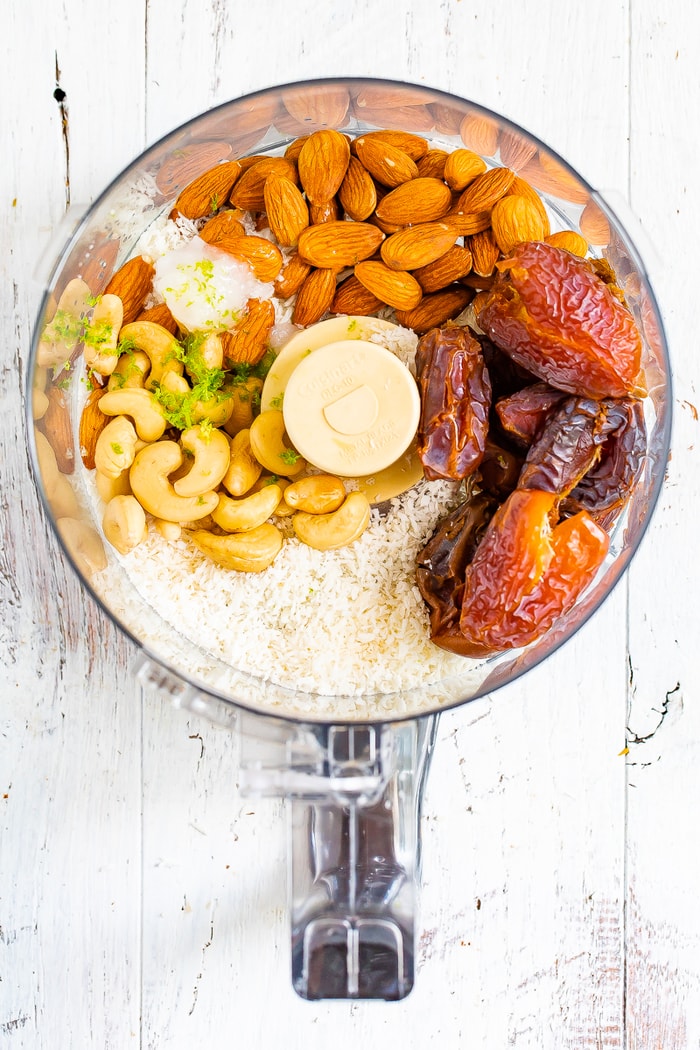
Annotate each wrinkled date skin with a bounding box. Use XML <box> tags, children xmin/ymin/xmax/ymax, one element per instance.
<box><xmin>416</xmin><ymin>323</ymin><xmax>492</xmax><ymax>481</ymax></box>
<box><xmin>495</xmin><ymin>382</ymin><xmax>566</xmax><ymax>445</ymax></box>
<box><xmin>479</xmin><ymin>242</ymin><xmax>644</xmax><ymax>399</ymax></box>
<box><xmin>458</xmin><ymin>489</ymin><xmax>610</xmax><ymax>654</ymax></box>
<box><xmin>517</xmin><ymin>395</ymin><xmax>611</xmax><ymax>496</ymax></box>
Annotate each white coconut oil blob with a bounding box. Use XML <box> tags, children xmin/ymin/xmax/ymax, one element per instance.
<box><xmin>153</xmin><ymin>236</ymin><xmax>273</xmax><ymax>333</ymax></box>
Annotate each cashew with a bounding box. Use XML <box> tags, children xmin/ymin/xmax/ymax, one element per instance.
<box><xmin>292</xmin><ymin>491</ymin><xmax>371</xmax><ymax>550</ymax></box>
<box><xmin>83</xmin><ymin>294</ymin><xmax>123</xmax><ymax>376</ymax></box>
<box><xmin>37</xmin><ymin>278</ymin><xmax>91</xmax><ymax>368</ymax></box>
<box><xmin>55</xmin><ymin>517</ymin><xmax>107</xmax><ymax>577</ymax></box>
<box><xmin>173</xmin><ymin>425</ymin><xmax>230</xmax><ymax>497</ymax></box>
<box><xmin>118</xmin><ymin>321</ymin><xmax>184</xmax><ymax>390</ymax></box>
<box><xmin>107</xmin><ymin>349</ymin><xmax>150</xmax><ymax>390</ymax></box>
<box><xmin>129</xmin><ymin>440</ymin><xmax>219</xmax><ymax>522</ymax></box>
<box><xmin>159</xmin><ymin>371</ymin><xmax>236</xmax><ymax>428</ymax></box>
<box><xmin>33</xmin><ymin>386</ymin><xmax>50</xmax><ymax>421</ymax></box>
<box><xmin>190</xmin><ymin>522</ymin><xmax>283</xmax><ymax>572</ymax></box>
<box><xmin>102</xmin><ymin>494</ymin><xmax>148</xmax><ymax>555</ymax></box>
<box><xmin>283</xmin><ymin>475</ymin><xmax>346</xmax><ymax>514</ymax></box>
<box><xmin>222</xmin><ymin>376</ymin><xmax>263</xmax><ymax>436</ymax></box>
<box><xmin>250</xmin><ymin>474</ymin><xmax>294</xmax><ymax>515</ymax></box>
<box><xmin>212</xmin><ymin>484</ymin><xmax>282</xmax><ymax>532</ymax></box>
<box><xmin>221</xmin><ymin>429</ymin><xmax>262</xmax><ymax>496</ymax></box>
<box><xmin>95</xmin><ymin>468</ymin><xmax>132</xmax><ymax>502</ymax></box>
<box><xmin>249</xmin><ymin>409</ymin><xmax>306</xmax><ymax>477</ymax></box>
<box><xmin>94</xmin><ymin>416</ymin><xmax>140</xmax><ymax>479</ymax></box>
<box><xmin>189</xmin><ymin>332</ymin><xmax>223</xmax><ymax>373</ymax></box>
<box><xmin>154</xmin><ymin>518</ymin><xmax>182</xmax><ymax>541</ymax></box>
<box><xmin>34</xmin><ymin>429</ymin><xmax>80</xmax><ymax>519</ymax></box>
<box><xmin>98</xmin><ymin>387</ymin><xmax>167</xmax><ymax>442</ymax></box>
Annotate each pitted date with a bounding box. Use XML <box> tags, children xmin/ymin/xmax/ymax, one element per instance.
<box><xmin>495</xmin><ymin>382</ymin><xmax>566</xmax><ymax>445</ymax></box>
<box><xmin>517</xmin><ymin>396</ymin><xmax>611</xmax><ymax>496</ymax></box>
<box><xmin>416</xmin><ymin>323</ymin><xmax>492</xmax><ymax>481</ymax></box>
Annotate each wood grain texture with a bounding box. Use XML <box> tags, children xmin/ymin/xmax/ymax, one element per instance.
<box><xmin>1</xmin><ymin>0</ymin><xmax>698</xmax><ymax>1047</ymax></box>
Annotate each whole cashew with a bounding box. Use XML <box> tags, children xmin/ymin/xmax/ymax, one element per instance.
<box><xmin>221</xmin><ymin>429</ymin><xmax>262</xmax><ymax>496</ymax></box>
<box><xmin>189</xmin><ymin>332</ymin><xmax>223</xmax><ymax>373</ymax></box>
<box><xmin>129</xmin><ymin>441</ymin><xmax>219</xmax><ymax>522</ymax></box>
<box><xmin>190</xmin><ymin>522</ymin><xmax>283</xmax><ymax>572</ymax></box>
<box><xmin>212</xmin><ymin>483</ymin><xmax>283</xmax><ymax>533</ymax></box>
<box><xmin>249</xmin><ymin>409</ymin><xmax>306</xmax><ymax>477</ymax></box>
<box><xmin>158</xmin><ymin>371</ymin><xmax>236</xmax><ymax>428</ymax></box>
<box><xmin>94</xmin><ymin>416</ymin><xmax>139</xmax><ymax>479</ymax></box>
<box><xmin>34</xmin><ymin>429</ymin><xmax>80</xmax><ymax>519</ymax></box>
<box><xmin>98</xmin><ymin>387</ymin><xmax>168</xmax><ymax>442</ymax></box>
<box><xmin>292</xmin><ymin>491</ymin><xmax>371</xmax><ymax>550</ymax></box>
<box><xmin>102</xmin><ymin>494</ymin><xmax>148</xmax><ymax>554</ymax></box>
<box><xmin>83</xmin><ymin>294</ymin><xmax>123</xmax><ymax>376</ymax></box>
<box><xmin>154</xmin><ymin>518</ymin><xmax>182</xmax><ymax>541</ymax></box>
<box><xmin>222</xmin><ymin>376</ymin><xmax>263</xmax><ymax>436</ymax></box>
<box><xmin>55</xmin><ymin>516</ymin><xmax>108</xmax><ymax>577</ymax></box>
<box><xmin>118</xmin><ymin>320</ymin><xmax>184</xmax><ymax>390</ymax></box>
<box><xmin>37</xmin><ymin>278</ymin><xmax>91</xmax><ymax>368</ymax></box>
<box><xmin>107</xmin><ymin>349</ymin><xmax>150</xmax><ymax>390</ymax></box>
<box><xmin>173</xmin><ymin>425</ymin><xmax>231</xmax><ymax>497</ymax></box>
<box><xmin>283</xmin><ymin>475</ymin><xmax>346</xmax><ymax>514</ymax></box>
<box><xmin>95</xmin><ymin>468</ymin><xmax>132</xmax><ymax>503</ymax></box>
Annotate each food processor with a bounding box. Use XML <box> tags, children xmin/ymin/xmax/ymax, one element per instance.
<box><xmin>26</xmin><ymin>77</ymin><xmax>672</xmax><ymax>1000</ymax></box>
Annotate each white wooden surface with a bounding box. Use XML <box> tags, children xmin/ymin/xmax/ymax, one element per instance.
<box><xmin>1</xmin><ymin>2</ymin><xmax>698</xmax><ymax>1047</ymax></box>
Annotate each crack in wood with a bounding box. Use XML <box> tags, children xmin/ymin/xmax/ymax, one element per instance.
<box><xmin>626</xmin><ymin>682</ymin><xmax>681</xmax><ymax>746</ymax></box>
<box><xmin>53</xmin><ymin>53</ymin><xmax>70</xmax><ymax>208</ymax></box>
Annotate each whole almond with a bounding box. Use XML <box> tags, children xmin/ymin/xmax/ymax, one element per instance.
<box><xmin>134</xmin><ymin>301</ymin><xmax>179</xmax><ymax>335</ymax></box>
<box><xmin>416</xmin><ymin>150</ymin><xmax>449</xmax><ymax>179</ymax></box>
<box><xmin>469</xmin><ymin>228</ymin><xmax>501</xmax><ymax>277</ymax></box>
<box><xmin>506</xmin><ymin>174</ymin><xmax>550</xmax><ymax>232</ymax></box>
<box><xmin>174</xmin><ymin>160</ymin><xmax>242</xmax><ymax>220</ymax></box>
<box><xmin>519</xmin><ymin>153</ymin><xmax>589</xmax><ymax>205</ymax></box>
<box><xmin>221</xmin><ymin>299</ymin><xmax>275</xmax><ymax>365</ymax></box>
<box><xmin>442</xmin><ymin>208</ymin><xmax>492</xmax><ymax>237</ymax></box>
<box><xmin>42</xmin><ymin>385</ymin><xmax>75</xmax><ymax>474</ymax></box>
<box><xmin>297</xmin><ymin>221</ymin><xmax>384</xmax><ymax>269</ymax></box>
<box><xmin>394</xmin><ymin>285</ymin><xmax>473</xmax><ymax>334</ymax></box>
<box><xmin>199</xmin><ymin>209</ymin><xmax>247</xmax><ymax>245</ymax></box>
<box><xmin>380</xmin><ymin>222</ymin><xmax>456</xmax><ymax>271</ymax></box>
<box><xmin>263</xmin><ymin>171</ymin><xmax>309</xmax><ymax>247</ymax></box>
<box><xmin>220</xmin><ymin>235</ymin><xmax>283</xmax><ymax>282</ymax></box>
<box><xmin>544</xmin><ymin>230</ymin><xmax>589</xmax><ymax>257</ymax></box>
<box><xmin>490</xmin><ymin>194</ymin><xmax>548</xmax><ymax>254</ymax></box>
<box><xmin>331</xmin><ymin>274</ymin><xmax>384</xmax><ymax>316</ymax></box>
<box><xmin>457</xmin><ymin>166</ymin><xmax>515</xmax><ymax>212</ymax></box>
<box><xmin>498</xmin><ymin>129</ymin><xmax>538</xmax><ymax>172</ymax></box>
<box><xmin>155</xmin><ymin>141</ymin><xmax>233</xmax><ymax>196</ymax></box>
<box><xmin>292</xmin><ymin>267</ymin><xmax>337</xmax><ymax>326</ymax></box>
<box><xmin>297</xmin><ymin>129</ymin><xmax>351</xmax><ymax>206</ymax></box>
<box><xmin>579</xmin><ymin>199</ymin><xmax>611</xmax><ymax>246</ymax></box>
<box><xmin>375</xmin><ymin>177</ymin><xmax>452</xmax><ymax>226</ymax></box>
<box><xmin>79</xmin><ymin>386</ymin><xmax>109</xmax><ymax>469</ymax></box>
<box><xmin>351</xmin><ymin>129</ymin><xmax>429</xmax><ymax>161</ymax></box>
<box><xmin>338</xmin><ymin>156</ymin><xmax>377</xmax><ymax>221</ymax></box>
<box><xmin>284</xmin><ymin>136</ymin><xmax>308</xmax><ymax>163</ymax></box>
<box><xmin>104</xmin><ymin>256</ymin><xmax>155</xmax><ymax>324</ymax></box>
<box><xmin>282</xmin><ymin>86</ymin><xmax>351</xmax><ymax>129</ymax></box>
<box><xmin>309</xmin><ymin>198</ymin><xmax>341</xmax><ymax>224</ymax></box>
<box><xmin>351</xmin><ymin>104</ymin><xmax>434</xmax><ymax>134</ymax></box>
<box><xmin>413</xmin><ymin>244</ymin><xmax>473</xmax><ymax>293</ymax></box>
<box><xmin>430</xmin><ymin>103</ymin><xmax>464</xmax><ymax>136</ymax></box>
<box><xmin>354</xmin><ymin>260</ymin><xmax>423</xmax><ymax>311</ymax></box>
<box><xmin>443</xmin><ymin>149</ymin><xmax>487</xmax><ymax>191</ymax></box>
<box><xmin>353</xmin><ymin>136</ymin><xmax>418</xmax><ymax>187</ymax></box>
<box><xmin>459</xmin><ymin>113</ymin><xmax>499</xmax><ymax>156</ymax></box>
<box><xmin>229</xmin><ymin>157</ymin><xmax>298</xmax><ymax>211</ymax></box>
<box><xmin>274</xmin><ymin>252</ymin><xmax>312</xmax><ymax>299</ymax></box>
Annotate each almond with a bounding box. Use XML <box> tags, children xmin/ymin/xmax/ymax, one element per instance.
<box><xmin>380</xmin><ymin>222</ymin><xmax>456</xmax><ymax>271</ymax></box>
<box><xmin>219</xmin><ymin>235</ymin><xmax>283</xmax><ymax>282</ymax></box>
<box><xmin>174</xmin><ymin>160</ymin><xmax>242</xmax><ymax>220</ymax></box>
<box><xmin>292</xmin><ymin>267</ymin><xmax>337</xmax><ymax>326</ymax></box>
<box><xmin>297</xmin><ymin>129</ymin><xmax>351</xmax><ymax>206</ymax></box>
<box><xmin>297</xmin><ymin>221</ymin><xmax>384</xmax><ymax>269</ymax></box>
<box><xmin>78</xmin><ymin>237</ymin><xmax>120</xmax><ymax>298</ymax></box>
<box><xmin>309</xmin><ymin>198</ymin><xmax>341</xmax><ymax>224</ymax></box>
<box><xmin>351</xmin><ymin>129</ymin><xmax>430</xmax><ymax>161</ymax></box>
<box><xmin>498</xmin><ymin>130</ymin><xmax>537</xmax><ymax>172</ymax></box>
<box><xmin>41</xmin><ymin>385</ymin><xmax>75</xmax><ymax>474</ymax></box>
<box><xmin>456</xmin><ymin>166</ymin><xmax>515</xmax><ymax>213</ymax></box>
<box><xmin>282</xmin><ymin>86</ymin><xmax>351</xmax><ymax>129</ymax></box>
<box><xmin>579</xmin><ymin>199</ymin><xmax>611</xmax><ymax>246</ymax></box>
<box><xmin>274</xmin><ymin>252</ymin><xmax>312</xmax><ymax>299</ymax></box>
<box><xmin>442</xmin><ymin>208</ymin><xmax>492</xmax><ymax>237</ymax></box>
<box><xmin>284</xmin><ymin>136</ymin><xmax>308</xmax><ymax>163</ymax></box>
<box><xmin>331</xmin><ymin>274</ymin><xmax>384</xmax><ymax>316</ymax></box>
<box><xmin>155</xmin><ymin>141</ymin><xmax>233</xmax><ymax>196</ymax></box>
<box><xmin>468</xmin><ymin>228</ymin><xmax>501</xmax><ymax>278</ymax></box>
<box><xmin>429</xmin><ymin>103</ymin><xmax>464</xmax><ymax>136</ymax></box>
<box><xmin>229</xmin><ymin>157</ymin><xmax>298</xmax><ymax>212</ymax></box>
<box><xmin>374</xmin><ymin>177</ymin><xmax>452</xmax><ymax>226</ymax></box>
<box><xmin>394</xmin><ymin>285</ymin><xmax>473</xmax><ymax>333</ymax></box>
<box><xmin>338</xmin><ymin>156</ymin><xmax>377</xmax><ymax>221</ymax></box>
<box><xmin>544</xmin><ymin>230</ymin><xmax>589</xmax><ymax>257</ymax></box>
<box><xmin>351</xmin><ymin>104</ymin><xmax>435</xmax><ymax>134</ymax></box>
<box><xmin>413</xmin><ymin>244</ymin><xmax>473</xmax><ymax>293</ymax></box>
<box><xmin>490</xmin><ymin>195</ymin><xmax>548</xmax><ymax>254</ymax></box>
<box><xmin>199</xmin><ymin>208</ymin><xmax>247</xmax><ymax>245</ymax></box>
<box><xmin>354</xmin><ymin>86</ymin><xmax>428</xmax><ymax>110</ymax></box>
<box><xmin>104</xmin><ymin>256</ymin><xmax>155</xmax><ymax>324</ymax></box>
<box><xmin>519</xmin><ymin>153</ymin><xmax>589</xmax><ymax>205</ymax></box>
<box><xmin>79</xmin><ymin>386</ymin><xmax>109</xmax><ymax>469</ymax></box>
<box><xmin>443</xmin><ymin>149</ymin><xmax>488</xmax><ymax>191</ymax></box>
<box><xmin>220</xmin><ymin>299</ymin><xmax>275</xmax><ymax>365</ymax></box>
<box><xmin>354</xmin><ymin>260</ymin><xmax>423</xmax><ymax>311</ymax></box>
<box><xmin>352</xmin><ymin>136</ymin><xmax>418</xmax><ymax>188</ymax></box>
<box><xmin>416</xmin><ymin>150</ymin><xmax>449</xmax><ymax>180</ymax></box>
<box><xmin>263</xmin><ymin>171</ymin><xmax>309</xmax><ymax>247</ymax></box>
<box><xmin>459</xmin><ymin>113</ymin><xmax>499</xmax><ymax>156</ymax></box>
<box><xmin>135</xmin><ymin>302</ymin><xmax>179</xmax><ymax>335</ymax></box>
<box><xmin>506</xmin><ymin>175</ymin><xmax>550</xmax><ymax>232</ymax></box>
